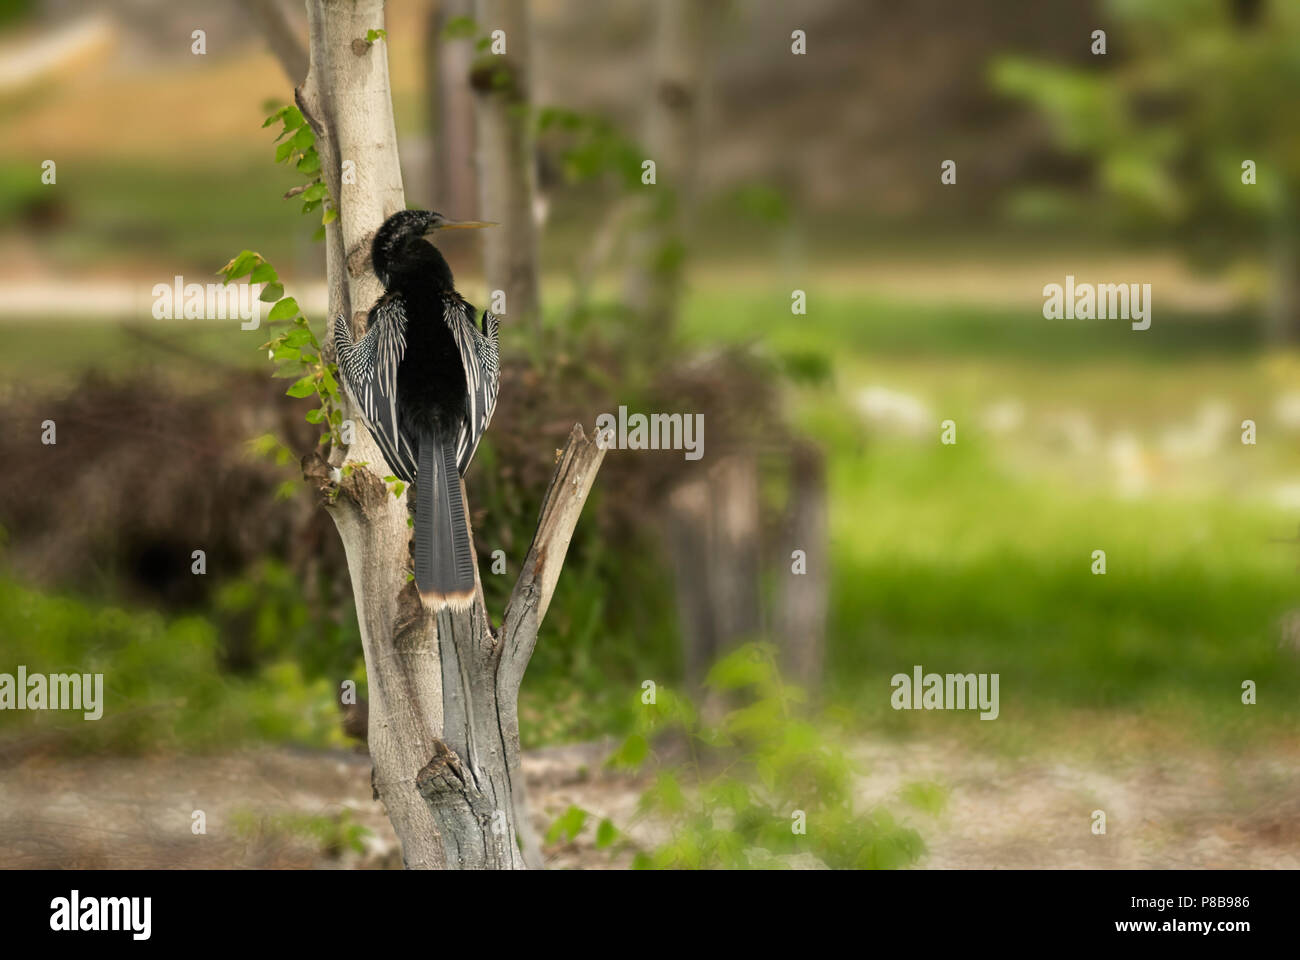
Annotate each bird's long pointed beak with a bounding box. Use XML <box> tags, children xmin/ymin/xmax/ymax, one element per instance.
<box><xmin>428</xmin><ymin>219</ymin><xmax>497</xmax><ymax>233</ymax></box>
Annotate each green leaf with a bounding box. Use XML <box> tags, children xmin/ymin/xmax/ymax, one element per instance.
<box><xmin>608</xmin><ymin>732</ymin><xmax>648</xmax><ymax>769</ymax></box>
<box><xmin>219</xmin><ymin>250</ymin><xmax>261</xmax><ymax>282</ymax></box>
<box><xmin>365</xmin><ymin>28</ymin><xmax>387</xmax><ymax>43</ymax></box>
<box><xmin>706</xmin><ymin>644</ymin><xmax>776</xmax><ymax>692</ymax></box>
<box><xmin>266</xmin><ymin>298</ymin><xmax>299</xmax><ymax>324</ymax></box>
<box><xmin>305</xmin><ymin>408</ymin><xmax>326</xmax><ymax>424</ymax></box>
<box><xmin>286</xmin><ymin>375</ymin><xmax>317</xmax><ymax>398</ymax></box>
<box><xmin>262</xmin><ymin>104</ymin><xmax>295</xmax><ymax>128</ymax></box>
<box><xmin>281</xmin><ymin>327</ymin><xmax>312</xmax><ymax>347</ymax></box>
<box><xmin>297</xmin><ymin>151</ymin><xmax>321</xmax><ymax>175</ymax></box>
<box><xmin>647</xmin><ymin>771</ymin><xmax>684</xmax><ymax>813</ymax></box>
<box><xmin>322</xmin><ymin>206</ymin><xmax>338</xmax><ymax>225</ymax></box>
<box><xmin>274</xmin><ymin>140</ymin><xmax>294</xmax><ymax>163</ymax></box>
<box><xmin>288</xmin><ymin>125</ymin><xmax>314</xmax><ymax>153</ymax></box>
<box><xmin>250</xmin><ymin>262</ymin><xmax>277</xmax><ymax>284</ymax></box>
<box><xmin>545</xmin><ymin>805</ymin><xmax>588</xmax><ymax>845</ymax></box>
<box><xmin>301</xmin><ymin>182</ymin><xmax>329</xmax><ymax>203</ymax></box>
<box><xmin>595</xmin><ymin>819</ymin><xmax>617</xmax><ymax>849</ymax></box>
<box><xmin>259</xmin><ymin>283</ymin><xmax>284</xmax><ymax>303</ymax></box>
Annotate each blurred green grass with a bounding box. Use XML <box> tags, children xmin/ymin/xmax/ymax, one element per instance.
<box><xmin>825</xmin><ymin>438</ymin><xmax>1300</xmax><ymax>749</ymax></box>
<box><xmin>0</xmin><ymin>159</ymin><xmax>309</xmax><ymax>273</ymax></box>
<box><xmin>0</xmin><ymin>577</ymin><xmax>346</xmax><ymax>753</ymax></box>
<box><xmin>0</xmin><ymin>320</ymin><xmax>263</xmax><ymax>389</ymax></box>
<box><xmin>677</xmin><ymin>285</ymin><xmax>1300</xmax><ymax>754</ymax></box>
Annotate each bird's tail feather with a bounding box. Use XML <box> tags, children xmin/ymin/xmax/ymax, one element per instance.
<box><xmin>414</xmin><ymin>429</ymin><xmax>476</xmax><ymax>610</ymax></box>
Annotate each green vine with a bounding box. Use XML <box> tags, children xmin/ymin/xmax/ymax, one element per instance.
<box><xmin>263</xmin><ymin>102</ymin><xmax>335</xmax><ymax>238</ymax></box>
<box><xmin>219</xmin><ymin>103</ymin><xmax>347</xmax><ymax>451</ymax></box>
<box><xmin>220</xmin><ymin>249</ymin><xmax>343</xmax><ymax>449</ymax></box>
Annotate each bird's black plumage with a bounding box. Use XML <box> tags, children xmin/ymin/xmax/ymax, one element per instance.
<box><xmin>334</xmin><ymin>209</ymin><xmax>500</xmax><ymax>608</ymax></box>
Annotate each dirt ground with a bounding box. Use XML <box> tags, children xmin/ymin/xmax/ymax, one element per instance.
<box><xmin>1</xmin><ymin>735</ymin><xmax>1296</xmax><ymax>869</ymax></box>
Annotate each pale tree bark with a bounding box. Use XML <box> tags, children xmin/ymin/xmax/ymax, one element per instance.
<box><xmin>471</xmin><ymin>0</ymin><xmax>541</xmax><ymax>334</ymax></box>
<box><xmin>427</xmin><ymin>0</ymin><xmax>479</xmax><ymax>217</ymax></box>
<box><xmin>293</xmin><ymin>0</ymin><xmax>604</xmax><ymax>870</ymax></box>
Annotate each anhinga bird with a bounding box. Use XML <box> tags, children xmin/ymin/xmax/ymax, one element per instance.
<box><xmin>334</xmin><ymin>209</ymin><xmax>499</xmax><ymax>610</ymax></box>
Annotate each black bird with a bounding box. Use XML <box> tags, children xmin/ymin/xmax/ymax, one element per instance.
<box><xmin>334</xmin><ymin>209</ymin><xmax>500</xmax><ymax>609</ymax></box>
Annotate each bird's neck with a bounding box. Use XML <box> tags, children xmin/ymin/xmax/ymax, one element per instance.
<box><xmin>385</xmin><ymin>238</ymin><xmax>455</xmax><ymax>294</ymax></box>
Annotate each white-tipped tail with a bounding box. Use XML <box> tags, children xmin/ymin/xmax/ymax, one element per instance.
<box><xmin>418</xmin><ymin>586</ymin><xmax>475</xmax><ymax>611</ymax></box>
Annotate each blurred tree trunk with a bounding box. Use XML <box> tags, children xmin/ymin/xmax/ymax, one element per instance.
<box><xmin>296</xmin><ymin>0</ymin><xmax>603</xmax><ymax>870</ymax></box>
<box><xmin>242</xmin><ymin>0</ymin><xmax>309</xmax><ymax>84</ymax></box>
<box><xmin>622</xmin><ymin>0</ymin><xmax>722</xmax><ymax>331</ymax></box>
<box><xmin>634</xmin><ymin>2</ymin><xmax>758</xmax><ymax>697</ymax></box>
<box><xmin>665</xmin><ymin>477</ymin><xmax>718</xmax><ymax>690</ymax></box>
<box><xmin>1267</xmin><ymin>199</ymin><xmax>1300</xmax><ymax>343</ymax></box>
<box><xmin>471</xmin><ymin>0</ymin><xmax>541</xmax><ymax>334</ymax></box>
<box><xmin>777</xmin><ymin>443</ymin><xmax>828</xmax><ymax>695</ymax></box>
<box><xmin>667</xmin><ymin>454</ymin><xmax>762</xmax><ymax>696</ymax></box>
<box><xmin>426</xmin><ymin>0</ymin><xmax>478</xmax><ymax>216</ymax></box>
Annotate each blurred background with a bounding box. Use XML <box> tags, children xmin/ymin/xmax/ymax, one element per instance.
<box><xmin>1</xmin><ymin>0</ymin><xmax>1298</xmax><ymax>869</ymax></box>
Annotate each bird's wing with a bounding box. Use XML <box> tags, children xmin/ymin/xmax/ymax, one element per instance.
<box><xmin>444</xmin><ymin>298</ymin><xmax>500</xmax><ymax>475</ymax></box>
<box><xmin>333</xmin><ymin>294</ymin><xmax>419</xmax><ymax>484</ymax></box>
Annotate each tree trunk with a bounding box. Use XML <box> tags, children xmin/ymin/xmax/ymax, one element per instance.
<box><xmin>471</xmin><ymin>0</ymin><xmax>541</xmax><ymax>334</ymax></box>
<box><xmin>299</xmin><ymin>0</ymin><xmax>445</xmax><ymax>870</ymax></box>
<box><xmin>665</xmin><ymin>475</ymin><xmax>719</xmax><ymax>690</ymax></box>
<box><xmin>666</xmin><ymin>453</ymin><xmax>762</xmax><ymax>695</ymax></box>
<box><xmin>1266</xmin><ymin>203</ymin><xmax>1300</xmax><ymax>343</ymax></box>
<box><xmin>622</xmin><ymin>0</ymin><xmax>721</xmax><ymax>330</ymax></box>
<box><xmin>297</xmin><ymin>0</ymin><xmax>604</xmax><ymax>870</ymax></box>
<box><xmin>242</xmin><ymin>0</ymin><xmax>309</xmax><ymax>84</ymax></box>
<box><xmin>777</xmin><ymin>443</ymin><xmax>828</xmax><ymax>695</ymax></box>
<box><xmin>427</xmin><ymin>0</ymin><xmax>478</xmax><ymax>216</ymax></box>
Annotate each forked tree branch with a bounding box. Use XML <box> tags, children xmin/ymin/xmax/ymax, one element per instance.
<box><xmin>501</xmin><ymin>423</ymin><xmax>607</xmax><ymax>690</ymax></box>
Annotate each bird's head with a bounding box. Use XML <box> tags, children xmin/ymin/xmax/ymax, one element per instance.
<box><xmin>371</xmin><ymin>209</ymin><xmax>496</xmax><ymax>288</ymax></box>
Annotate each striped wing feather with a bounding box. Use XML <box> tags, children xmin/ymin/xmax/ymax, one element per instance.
<box><xmin>333</xmin><ymin>295</ymin><xmax>418</xmax><ymax>484</ymax></box>
<box><xmin>444</xmin><ymin>298</ymin><xmax>500</xmax><ymax>474</ymax></box>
